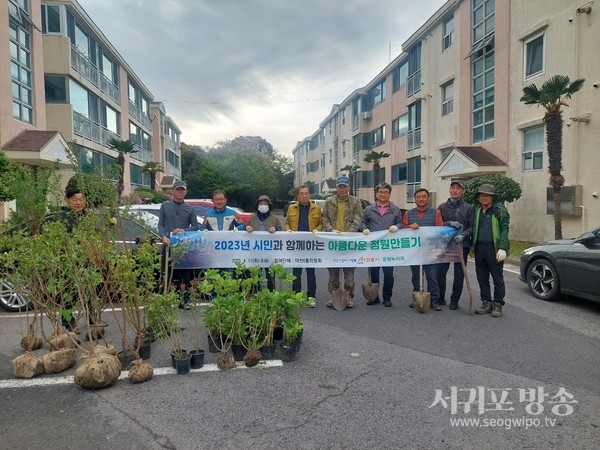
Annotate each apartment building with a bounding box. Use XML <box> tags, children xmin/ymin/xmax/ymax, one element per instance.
<box><xmin>1</xmin><ymin>0</ymin><xmax>182</xmax><ymax>216</ymax></box>
<box><xmin>292</xmin><ymin>0</ymin><xmax>599</xmax><ymax>242</ymax></box>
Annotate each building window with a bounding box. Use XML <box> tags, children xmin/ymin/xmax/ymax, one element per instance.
<box><xmin>392</xmin><ymin>113</ymin><xmax>408</xmax><ymax>139</ymax></box>
<box><xmin>442</xmin><ymin>82</ymin><xmax>454</xmax><ymax>116</ymax></box>
<box><xmin>371</xmin><ymin>126</ymin><xmax>386</xmax><ymax>148</ymax></box>
<box><xmin>440</xmin><ymin>146</ymin><xmax>453</xmax><ymax>162</ymax></box>
<box><xmin>406</xmin><ymin>157</ymin><xmax>422</xmax><ymax>202</ymax></box>
<box><xmin>407</xmin><ymin>101</ymin><xmax>422</xmax><ymax>150</ymax></box>
<box><xmin>391</xmin><ymin>163</ymin><xmax>407</xmax><ymax>184</ymax></box>
<box><xmin>9</xmin><ymin>15</ymin><xmax>32</xmax><ymax>124</ymax></box>
<box><xmin>392</xmin><ymin>61</ymin><xmax>408</xmax><ymax>93</ymax></box>
<box><xmin>41</xmin><ymin>4</ymin><xmax>63</xmax><ymax>34</ymax></box>
<box><xmin>443</xmin><ymin>15</ymin><xmax>454</xmax><ymax>50</ymax></box>
<box><xmin>471</xmin><ymin>0</ymin><xmax>495</xmax><ymax>143</ymax></box>
<box><xmin>45</xmin><ymin>76</ymin><xmax>67</xmax><ymax>102</ymax></box>
<box><xmin>524</xmin><ymin>32</ymin><xmax>544</xmax><ymax>79</ymax></box>
<box><xmin>407</xmin><ymin>43</ymin><xmax>422</xmax><ymax>97</ymax></box>
<box><xmin>522</xmin><ymin>126</ymin><xmax>544</xmax><ymax>171</ymax></box>
<box><xmin>369</xmin><ymin>79</ymin><xmax>386</xmax><ymax>108</ymax></box>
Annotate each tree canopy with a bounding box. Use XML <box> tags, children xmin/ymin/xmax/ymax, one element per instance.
<box><xmin>181</xmin><ymin>136</ymin><xmax>293</xmax><ymax>209</ymax></box>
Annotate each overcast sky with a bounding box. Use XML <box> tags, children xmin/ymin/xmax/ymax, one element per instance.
<box><xmin>78</xmin><ymin>0</ymin><xmax>447</xmax><ymax>156</ymax></box>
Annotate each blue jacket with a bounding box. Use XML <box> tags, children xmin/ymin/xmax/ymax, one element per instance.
<box><xmin>204</xmin><ymin>206</ymin><xmax>244</xmax><ymax>231</ymax></box>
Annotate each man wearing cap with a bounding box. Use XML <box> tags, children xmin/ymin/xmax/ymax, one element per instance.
<box><xmin>472</xmin><ymin>184</ymin><xmax>510</xmax><ymax>318</ymax></box>
<box><xmin>285</xmin><ymin>186</ymin><xmax>323</xmax><ymax>306</ymax></box>
<box><xmin>437</xmin><ymin>180</ymin><xmax>474</xmax><ymax>310</ymax></box>
<box><xmin>158</xmin><ymin>180</ymin><xmax>200</xmax><ymax>309</ymax></box>
<box><xmin>321</xmin><ymin>175</ymin><xmax>364</xmax><ymax>308</ymax></box>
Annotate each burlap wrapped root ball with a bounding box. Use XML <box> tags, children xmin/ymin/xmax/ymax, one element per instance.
<box><xmin>43</xmin><ymin>348</ymin><xmax>77</xmax><ymax>374</ymax></box>
<box><xmin>74</xmin><ymin>351</ymin><xmax>121</xmax><ymax>389</ymax></box>
<box><xmin>48</xmin><ymin>332</ymin><xmax>79</xmax><ymax>350</ymax></box>
<box><xmin>12</xmin><ymin>352</ymin><xmax>44</xmax><ymax>378</ymax></box>
<box><xmin>21</xmin><ymin>334</ymin><xmax>43</xmax><ymax>351</ymax></box>
<box><xmin>80</xmin><ymin>345</ymin><xmax>116</xmax><ymax>364</ymax></box>
<box><xmin>128</xmin><ymin>359</ymin><xmax>154</xmax><ymax>384</ymax></box>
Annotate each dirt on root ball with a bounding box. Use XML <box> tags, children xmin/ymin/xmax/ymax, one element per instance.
<box><xmin>21</xmin><ymin>334</ymin><xmax>43</xmax><ymax>351</ymax></box>
<box><xmin>85</xmin><ymin>324</ymin><xmax>105</xmax><ymax>341</ymax></box>
<box><xmin>216</xmin><ymin>351</ymin><xmax>236</xmax><ymax>371</ymax></box>
<box><xmin>12</xmin><ymin>352</ymin><xmax>44</xmax><ymax>378</ymax></box>
<box><xmin>243</xmin><ymin>348</ymin><xmax>262</xmax><ymax>367</ymax></box>
<box><xmin>128</xmin><ymin>359</ymin><xmax>153</xmax><ymax>384</ymax></box>
<box><xmin>48</xmin><ymin>332</ymin><xmax>79</xmax><ymax>350</ymax></box>
<box><xmin>74</xmin><ymin>352</ymin><xmax>121</xmax><ymax>389</ymax></box>
<box><xmin>43</xmin><ymin>348</ymin><xmax>76</xmax><ymax>373</ymax></box>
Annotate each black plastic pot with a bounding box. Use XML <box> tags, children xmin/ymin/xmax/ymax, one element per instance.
<box><xmin>190</xmin><ymin>349</ymin><xmax>205</xmax><ymax>369</ymax></box>
<box><xmin>134</xmin><ymin>337</ymin><xmax>152</xmax><ymax>360</ymax></box>
<box><xmin>280</xmin><ymin>342</ymin><xmax>299</xmax><ymax>362</ymax></box>
<box><xmin>273</xmin><ymin>326</ymin><xmax>284</xmax><ymax>341</ymax></box>
<box><xmin>231</xmin><ymin>344</ymin><xmax>246</xmax><ymax>361</ymax></box>
<box><xmin>117</xmin><ymin>350</ymin><xmax>138</xmax><ymax>369</ymax></box>
<box><xmin>170</xmin><ymin>350</ymin><xmax>187</xmax><ymax>369</ymax></box>
<box><xmin>173</xmin><ymin>353</ymin><xmax>192</xmax><ymax>374</ymax></box>
<box><xmin>259</xmin><ymin>342</ymin><xmax>276</xmax><ymax>359</ymax></box>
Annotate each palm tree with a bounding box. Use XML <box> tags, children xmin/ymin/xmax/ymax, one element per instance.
<box><xmin>520</xmin><ymin>75</ymin><xmax>585</xmax><ymax>239</ymax></box>
<box><xmin>107</xmin><ymin>138</ymin><xmax>137</xmax><ymax>198</ymax></box>
<box><xmin>363</xmin><ymin>150</ymin><xmax>390</xmax><ymax>190</ymax></box>
<box><xmin>142</xmin><ymin>161</ymin><xmax>165</xmax><ymax>191</ymax></box>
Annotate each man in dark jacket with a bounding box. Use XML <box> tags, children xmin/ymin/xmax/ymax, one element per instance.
<box><xmin>437</xmin><ymin>180</ymin><xmax>474</xmax><ymax>310</ymax></box>
<box><xmin>472</xmin><ymin>184</ymin><xmax>510</xmax><ymax>318</ymax></box>
<box><xmin>359</xmin><ymin>183</ymin><xmax>403</xmax><ymax>307</ymax></box>
<box><xmin>158</xmin><ymin>180</ymin><xmax>200</xmax><ymax>309</ymax></box>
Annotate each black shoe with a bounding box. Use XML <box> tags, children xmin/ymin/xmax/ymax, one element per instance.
<box><xmin>432</xmin><ymin>303</ymin><xmax>442</xmax><ymax>311</ymax></box>
<box><xmin>366</xmin><ymin>298</ymin><xmax>381</xmax><ymax>305</ymax></box>
<box><xmin>449</xmin><ymin>303</ymin><xmax>459</xmax><ymax>310</ymax></box>
<box><xmin>439</xmin><ymin>299</ymin><xmax>447</xmax><ymax>306</ymax></box>
<box><xmin>383</xmin><ymin>300</ymin><xmax>392</xmax><ymax>307</ymax></box>
<box><xmin>178</xmin><ymin>303</ymin><xmax>191</xmax><ymax>310</ymax></box>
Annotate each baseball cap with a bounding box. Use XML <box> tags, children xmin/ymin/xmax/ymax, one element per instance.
<box><xmin>450</xmin><ymin>180</ymin><xmax>465</xmax><ymax>189</ymax></box>
<box><xmin>173</xmin><ymin>180</ymin><xmax>187</xmax><ymax>189</ymax></box>
<box><xmin>336</xmin><ymin>175</ymin><xmax>351</xmax><ymax>186</ymax></box>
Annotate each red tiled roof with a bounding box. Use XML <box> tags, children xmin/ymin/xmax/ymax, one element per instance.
<box><xmin>455</xmin><ymin>146</ymin><xmax>506</xmax><ymax>166</ymax></box>
<box><xmin>2</xmin><ymin>130</ymin><xmax>60</xmax><ymax>152</ymax></box>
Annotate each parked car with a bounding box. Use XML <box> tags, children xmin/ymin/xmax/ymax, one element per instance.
<box><xmin>519</xmin><ymin>226</ymin><xmax>600</xmax><ymax>302</ymax></box>
<box><xmin>184</xmin><ymin>199</ymin><xmax>252</xmax><ymax>224</ymax></box>
<box><xmin>124</xmin><ymin>203</ymin><xmax>205</xmax><ymax>226</ymax></box>
<box><xmin>0</xmin><ymin>209</ymin><xmax>164</xmax><ymax>312</ymax></box>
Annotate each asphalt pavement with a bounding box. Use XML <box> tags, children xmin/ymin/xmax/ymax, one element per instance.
<box><xmin>1</xmin><ymin>260</ymin><xmax>600</xmax><ymax>449</ymax></box>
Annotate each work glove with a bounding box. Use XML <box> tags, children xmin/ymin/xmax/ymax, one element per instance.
<box><xmin>312</xmin><ymin>229</ymin><xmax>318</xmax><ymax>233</ymax></box>
<box><xmin>362</xmin><ymin>229</ymin><xmax>370</xmax><ymax>236</ymax></box>
<box><xmin>388</xmin><ymin>225</ymin><xmax>398</xmax><ymax>233</ymax></box>
<box><xmin>448</xmin><ymin>221</ymin><xmax>463</xmax><ymax>231</ymax></box>
<box><xmin>453</xmin><ymin>234</ymin><xmax>464</xmax><ymax>244</ymax></box>
<box><xmin>287</xmin><ymin>229</ymin><xmax>293</xmax><ymax>232</ymax></box>
<box><xmin>496</xmin><ymin>249</ymin><xmax>507</xmax><ymax>262</ymax></box>
<box><xmin>332</xmin><ymin>229</ymin><xmax>342</xmax><ymax>234</ymax></box>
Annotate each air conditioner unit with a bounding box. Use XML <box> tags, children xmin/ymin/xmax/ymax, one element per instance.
<box><xmin>362</xmin><ymin>111</ymin><xmax>373</xmax><ymax>120</ymax></box>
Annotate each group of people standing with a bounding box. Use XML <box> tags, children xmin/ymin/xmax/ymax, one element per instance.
<box><xmin>158</xmin><ymin>176</ymin><xmax>510</xmax><ymax>318</ymax></box>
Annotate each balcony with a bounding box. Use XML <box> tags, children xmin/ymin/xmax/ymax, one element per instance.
<box><xmin>70</xmin><ymin>45</ymin><xmax>120</xmax><ymax>103</ymax></box>
<box><xmin>73</xmin><ymin>111</ymin><xmax>119</xmax><ymax>146</ymax></box>
<box><xmin>407</xmin><ymin>128</ymin><xmax>421</xmax><ymax>151</ymax></box>
<box><xmin>406</xmin><ymin>70</ymin><xmax>422</xmax><ymax>98</ymax></box>
<box><xmin>130</xmin><ymin>144</ymin><xmax>153</xmax><ymax>163</ymax></box>
<box><xmin>128</xmin><ymin>100</ymin><xmax>152</xmax><ymax>130</ymax></box>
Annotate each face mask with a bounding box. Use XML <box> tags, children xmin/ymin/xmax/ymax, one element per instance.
<box><xmin>258</xmin><ymin>205</ymin><xmax>269</xmax><ymax>214</ymax></box>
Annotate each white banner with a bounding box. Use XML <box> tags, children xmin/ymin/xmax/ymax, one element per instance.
<box><xmin>171</xmin><ymin>227</ymin><xmax>462</xmax><ymax>269</ymax></box>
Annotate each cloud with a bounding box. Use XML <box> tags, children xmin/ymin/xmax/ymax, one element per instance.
<box><xmin>79</xmin><ymin>0</ymin><xmax>446</xmax><ymax>154</ymax></box>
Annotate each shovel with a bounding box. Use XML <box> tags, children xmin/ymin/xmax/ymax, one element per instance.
<box><xmin>411</xmin><ymin>265</ymin><xmax>430</xmax><ymax>313</ymax></box>
<box><xmin>331</xmin><ymin>268</ymin><xmax>350</xmax><ymax>311</ymax></box>
<box><xmin>362</xmin><ymin>268</ymin><xmax>379</xmax><ymax>303</ymax></box>
<box><xmin>456</xmin><ymin>242</ymin><xmax>474</xmax><ymax>315</ymax></box>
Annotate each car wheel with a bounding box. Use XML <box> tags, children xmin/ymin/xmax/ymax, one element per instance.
<box><xmin>0</xmin><ymin>281</ymin><xmax>29</xmax><ymax>312</ymax></box>
<box><xmin>526</xmin><ymin>259</ymin><xmax>560</xmax><ymax>301</ymax></box>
